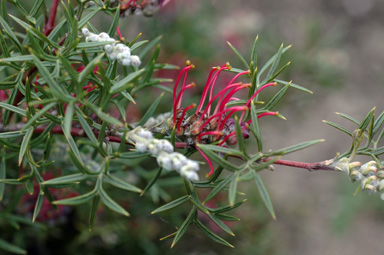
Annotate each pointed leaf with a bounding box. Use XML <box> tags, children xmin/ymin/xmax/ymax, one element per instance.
<box><xmin>195</xmin><ymin>219</ymin><xmax>234</xmax><ymax>248</ymax></box>
<box><xmin>171</xmin><ymin>207</ymin><xmax>196</xmax><ymax>248</ymax></box>
<box><xmin>250</xmin><ymin>101</ymin><xmax>262</xmax><ymax>151</ymax></box>
<box><xmin>0</xmin><ymin>239</ymin><xmax>26</xmax><ymax>254</ymax></box>
<box><xmin>89</xmin><ymin>195</ymin><xmax>100</xmax><ymax>231</ymax></box>
<box><xmin>322</xmin><ymin>120</ymin><xmax>352</xmax><ymax>136</ymax></box>
<box><xmin>18</xmin><ymin>127</ymin><xmax>34</xmax><ymax>165</ymax></box>
<box><xmin>227</xmin><ymin>41</ymin><xmax>249</xmax><ymax>70</ymax></box>
<box><xmin>253</xmin><ymin>171</ymin><xmax>275</xmax><ymax>219</ymax></box>
<box><xmin>264</xmin><ymin>139</ymin><xmax>324</xmax><ymax>156</ymax></box>
<box><xmin>104</xmin><ymin>174</ymin><xmax>142</xmax><ymax>193</ymax></box>
<box><xmin>99</xmin><ymin>183</ymin><xmax>129</xmax><ymax>216</ymax></box>
<box><xmin>32</xmin><ymin>191</ymin><xmax>45</xmax><ymax>222</ymax></box>
<box><xmin>110</xmin><ymin>69</ymin><xmax>145</xmax><ymax>94</ymax></box>
<box><xmin>151</xmin><ymin>195</ymin><xmax>189</xmax><ymax>214</ymax></box>
<box><xmin>42</xmin><ymin>173</ymin><xmax>87</xmax><ymax>186</ymax></box>
<box><xmin>137</xmin><ymin>93</ymin><xmax>164</xmax><ymax>126</ymax></box>
<box><xmin>204</xmin><ymin>174</ymin><xmax>235</xmax><ymax>204</ymax></box>
<box><xmin>53</xmin><ymin>189</ymin><xmax>97</xmax><ymax>205</ymax></box>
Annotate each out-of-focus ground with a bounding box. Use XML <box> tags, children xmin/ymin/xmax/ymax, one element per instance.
<box><xmin>122</xmin><ymin>0</ymin><xmax>384</xmax><ymax>254</ymax></box>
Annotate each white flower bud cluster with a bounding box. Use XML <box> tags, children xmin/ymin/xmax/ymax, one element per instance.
<box><xmin>143</xmin><ymin>112</ymin><xmax>172</xmax><ymax>128</ymax></box>
<box><xmin>127</xmin><ymin>127</ymin><xmax>200</xmax><ymax>181</ymax></box>
<box><xmin>335</xmin><ymin>157</ymin><xmax>384</xmax><ymax>198</ymax></box>
<box><xmin>81</xmin><ymin>27</ymin><xmax>141</xmax><ymax>67</ymax></box>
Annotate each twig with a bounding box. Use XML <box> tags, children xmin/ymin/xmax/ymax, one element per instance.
<box><xmin>44</xmin><ymin>0</ymin><xmax>60</xmax><ymax>36</ymax></box>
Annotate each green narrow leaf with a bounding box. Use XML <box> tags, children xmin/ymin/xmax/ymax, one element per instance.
<box><xmin>0</xmin><ymin>131</ymin><xmax>25</xmax><ymax>139</ymax></box>
<box><xmin>335</xmin><ymin>112</ymin><xmax>360</xmax><ymax>125</ymax></box>
<box><xmin>118</xmin><ymin>151</ymin><xmax>151</xmax><ymax>159</ymax></box>
<box><xmin>0</xmin><ymin>150</ymin><xmax>5</xmax><ymax>201</ymax></box>
<box><xmin>198</xmin><ymin>145</ymin><xmax>240</xmax><ymax>171</ymax></box>
<box><xmin>228</xmin><ymin>171</ymin><xmax>240</xmax><ymax>207</ymax></box>
<box><xmin>194</xmin><ymin>144</ymin><xmax>243</xmax><ymax>157</ymax></box>
<box><xmin>171</xmin><ymin>207</ymin><xmax>196</xmax><ymax>248</ymax></box>
<box><xmin>263</xmin><ymin>82</ymin><xmax>290</xmax><ymax>110</ymax></box>
<box><xmin>32</xmin><ymin>191</ymin><xmax>44</xmax><ymax>222</ymax></box>
<box><xmin>234</xmin><ymin>116</ymin><xmax>246</xmax><ymax>154</ymax></box>
<box><xmin>0</xmin><ymin>239</ymin><xmax>26</xmax><ymax>254</ymax></box>
<box><xmin>75</xmin><ymin>107</ymin><xmax>98</xmax><ymax>144</ymax></box>
<box><xmin>274</xmin><ymin>79</ymin><xmax>313</xmax><ymax>94</ymax></box>
<box><xmin>78</xmin><ymin>53</ymin><xmax>105</xmax><ymax>84</ymax></box>
<box><xmin>151</xmin><ymin>195</ymin><xmax>189</xmax><ymax>214</ymax></box>
<box><xmin>257</xmin><ymin>45</ymin><xmax>291</xmax><ymax>85</ymax></box>
<box><xmin>359</xmin><ymin>107</ymin><xmax>375</xmax><ymax>133</ymax></box>
<box><xmin>64</xmin><ymin>101</ymin><xmax>74</xmax><ymax>135</ymax></box>
<box><xmin>322</xmin><ymin>120</ymin><xmax>352</xmax><ymax>136</ymax></box>
<box><xmin>264</xmin><ymin>139</ymin><xmax>324</xmax><ymax>156</ymax></box>
<box><xmin>215</xmin><ymin>213</ymin><xmax>240</xmax><ymax>222</ymax></box>
<box><xmin>89</xmin><ymin>195</ymin><xmax>100</xmax><ymax>231</ymax></box>
<box><xmin>98</xmin><ymin>179</ymin><xmax>129</xmax><ymax>216</ymax></box>
<box><xmin>137</xmin><ymin>93</ymin><xmax>164</xmax><ymax>126</ymax></box>
<box><xmin>29</xmin><ymin>0</ymin><xmax>44</xmax><ymax>16</ymax></box>
<box><xmin>195</xmin><ymin>219</ymin><xmax>234</xmax><ymax>248</ymax></box>
<box><xmin>78</xmin><ymin>7</ymin><xmax>102</xmax><ymax>27</ymax></box>
<box><xmin>58</xmin><ymin>54</ymin><xmax>79</xmax><ymax>83</ymax></box>
<box><xmin>67</xmin><ymin>150</ymin><xmax>91</xmax><ymax>174</ymax></box>
<box><xmin>21</xmin><ymin>102</ymin><xmax>57</xmax><ymax>131</ymax></box>
<box><xmin>203</xmin><ymin>174</ymin><xmax>235</xmax><ymax>204</ymax></box>
<box><xmin>110</xmin><ymin>69</ymin><xmax>145</xmax><ymax>94</ymax></box>
<box><xmin>18</xmin><ymin>127</ymin><xmax>34</xmax><ymax>165</ymax></box>
<box><xmin>42</xmin><ymin>173</ymin><xmax>87</xmax><ymax>186</ymax></box>
<box><xmin>209</xmin><ymin>199</ymin><xmax>246</xmax><ymax>214</ymax></box>
<box><xmin>32</xmin><ymin>56</ymin><xmax>72</xmax><ymax>101</ymax></box>
<box><xmin>227</xmin><ymin>41</ymin><xmax>249</xmax><ymax>70</ymax></box>
<box><xmin>9</xmin><ymin>14</ymin><xmax>60</xmax><ymax>48</ymax></box>
<box><xmin>53</xmin><ymin>189</ymin><xmax>97</xmax><ymax>205</ymax></box>
<box><xmin>373</xmin><ymin>110</ymin><xmax>384</xmax><ymax>136</ymax></box>
<box><xmin>251</xmin><ymin>35</ymin><xmax>259</xmax><ymax>68</ymax></box>
<box><xmin>107</xmin><ymin>6</ymin><xmax>120</xmax><ymax>37</ymax></box>
<box><xmin>84</xmin><ymin>102</ymin><xmax>123</xmax><ymax>126</ymax></box>
<box><xmin>206</xmin><ymin>213</ymin><xmax>235</xmax><ymax>236</ymax></box>
<box><xmin>62</xmin><ymin>124</ymin><xmax>85</xmax><ymax>166</ymax></box>
<box><xmin>264</xmin><ymin>44</ymin><xmax>283</xmax><ymax>83</ymax></box>
<box><xmin>138</xmin><ymin>35</ymin><xmax>162</xmax><ymax>59</ymax></box>
<box><xmin>250</xmin><ymin>101</ymin><xmax>262</xmax><ymax>151</ymax></box>
<box><xmin>0</xmin><ymin>102</ymin><xmax>27</xmax><ymax>117</ymax></box>
<box><xmin>0</xmin><ymin>14</ymin><xmax>24</xmax><ymax>53</ymax></box>
<box><xmin>253</xmin><ymin>171</ymin><xmax>275</xmax><ymax>219</ymax></box>
<box><xmin>104</xmin><ymin>174</ymin><xmax>142</xmax><ymax>193</ymax></box>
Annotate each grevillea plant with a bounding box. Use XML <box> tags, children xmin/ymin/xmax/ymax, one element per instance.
<box><xmin>1</xmin><ymin>1</ymin><xmax>384</xmax><ymax>254</ymax></box>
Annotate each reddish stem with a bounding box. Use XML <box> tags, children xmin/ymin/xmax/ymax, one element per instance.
<box><xmin>267</xmin><ymin>158</ymin><xmax>335</xmax><ymax>171</ymax></box>
<box><xmin>44</xmin><ymin>0</ymin><xmax>60</xmax><ymax>36</ymax></box>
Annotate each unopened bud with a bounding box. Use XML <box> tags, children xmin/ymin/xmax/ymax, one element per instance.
<box><xmin>350</xmin><ymin>170</ymin><xmax>363</xmax><ymax>182</ymax></box>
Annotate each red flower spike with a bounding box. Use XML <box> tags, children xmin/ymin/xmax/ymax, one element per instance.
<box><xmin>174</xmin><ymin>82</ymin><xmax>195</xmax><ymax>112</ymax></box>
<box><xmin>245</xmin><ymin>82</ymin><xmax>277</xmax><ymax>107</ymax></box>
<box><xmin>196</xmin><ymin>63</ymin><xmax>230</xmax><ymax>114</ymax></box>
<box><xmin>176</xmin><ymin>103</ymin><xmax>196</xmax><ymax>133</ymax></box>
<box><xmin>172</xmin><ymin>63</ymin><xmax>194</xmax><ymax>124</ymax></box>
<box><xmin>196</xmin><ymin>146</ymin><xmax>215</xmax><ymax>177</ymax></box>
<box><xmin>198</xmin><ymin>82</ymin><xmax>243</xmax><ymax>123</ymax></box>
<box><xmin>198</xmin><ymin>106</ymin><xmax>248</xmax><ymax>133</ymax></box>
<box><xmin>116</xmin><ymin>25</ymin><xmax>123</xmax><ymax>41</ymax></box>
<box><xmin>196</xmin><ymin>131</ymin><xmax>223</xmax><ymax>142</ymax></box>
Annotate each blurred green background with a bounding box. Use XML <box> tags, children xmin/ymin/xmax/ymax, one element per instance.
<box><xmin>3</xmin><ymin>0</ymin><xmax>384</xmax><ymax>254</ymax></box>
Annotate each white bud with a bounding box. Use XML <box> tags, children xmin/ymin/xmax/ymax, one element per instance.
<box><xmin>88</xmin><ymin>34</ymin><xmax>98</xmax><ymax>42</ymax></box>
<box><xmin>135</xmin><ymin>142</ymin><xmax>148</xmax><ymax>152</ymax></box>
<box><xmin>158</xmin><ymin>140</ymin><xmax>173</xmax><ymax>153</ymax></box>
<box><xmin>182</xmin><ymin>170</ymin><xmax>199</xmax><ymax>181</ymax></box>
<box><xmin>81</xmin><ymin>27</ymin><xmax>90</xmax><ymax>36</ymax></box>
<box><xmin>99</xmin><ymin>32</ymin><xmax>110</xmax><ymax>40</ymax></box>
<box><xmin>104</xmin><ymin>44</ymin><xmax>113</xmax><ymax>53</ymax></box>
<box><xmin>136</xmin><ymin>128</ymin><xmax>153</xmax><ymax>139</ymax></box>
<box><xmin>130</xmin><ymin>55</ymin><xmax>141</xmax><ymax>67</ymax></box>
<box><xmin>121</xmin><ymin>58</ymin><xmax>131</xmax><ymax>66</ymax></box>
<box><xmin>109</xmin><ymin>52</ymin><xmax>117</xmax><ymax>61</ymax></box>
<box><xmin>157</xmin><ymin>154</ymin><xmax>173</xmax><ymax>171</ymax></box>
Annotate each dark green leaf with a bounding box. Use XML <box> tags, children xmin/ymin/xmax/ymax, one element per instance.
<box><xmin>171</xmin><ymin>207</ymin><xmax>196</xmax><ymax>248</ymax></box>
<box><xmin>198</xmin><ymin>145</ymin><xmax>240</xmax><ymax>171</ymax></box>
<box><xmin>250</xmin><ymin>101</ymin><xmax>262</xmax><ymax>151</ymax></box>
<box><xmin>151</xmin><ymin>195</ymin><xmax>189</xmax><ymax>214</ymax></box>
<box><xmin>228</xmin><ymin>171</ymin><xmax>240</xmax><ymax>207</ymax></box>
<box><xmin>0</xmin><ymin>239</ymin><xmax>26</xmax><ymax>254</ymax></box>
<box><xmin>89</xmin><ymin>195</ymin><xmax>100</xmax><ymax>231</ymax></box>
<box><xmin>78</xmin><ymin>53</ymin><xmax>105</xmax><ymax>84</ymax></box>
<box><xmin>18</xmin><ymin>127</ymin><xmax>34</xmax><ymax>165</ymax></box>
<box><xmin>42</xmin><ymin>173</ymin><xmax>87</xmax><ymax>186</ymax></box>
<box><xmin>53</xmin><ymin>189</ymin><xmax>97</xmax><ymax>205</ymax></box>
<box><xmin>227</xmin><ymin>41</ymin><xmax>249</xmax><ymax>70</ymax></box>
<box><xmin>335</xmin><ymin>112</ymin><xmax>359</xmax><ymax>125</ymax></box>
<box><xmin>207</xmin><ymin>213</ymin><xmax>235</xmax><ymax>236</ymax></box>
<box><xmin>110</xmin><ymin>69</ymin><xmax>145</xmax><ymax>94</ymax></box>
<box><xmin>323</xmin><ymin>120</ymin><xmax>352</xmax><ymax>136</ymax></box>
<box><xmin>264</xmin><ymin>83</ymin><xmax>290</xmax><ymax>110</ymax></box>
<box><xmin>234</xmin><ymin>116</ymin><xmax>246</xmax><ymax>154</ymax></box>
<box><xmin>78</xmin><ymin>7</ymin><xmax>102</xmax><ymax>27</ymax></box>
<box><xmin>264</xmin><ymin>139</ymin><xmax>324</xmax><ymax>156</ymax></box>
<box><xmin>251</xmin><ymin>35</ymin><xmax>259</xmax><ymax>68</ymax></box>
<box><xmin>21</xmin><ymin>102</ymin><xmax>57</xmax><ymax>131</ymax></box>
<box><xmin>0</xmin><ymin>150</ymin><xmax>5</xmax><ymax>201</ymax></box>
<box><xmin>203</xmin><ymin>174</ymin><xmax>235</xmax><ymax>204</ymax></box>
<box><xmin>253</xmin><ymin>171</ymin><xmax>275</xmax><ymax>219</ymax></box>
<box><xmin>98</xmin><ymin>178</ymin><xmax>129</xmax><ymax>216</ymax></box>
<box><xmin>104</xmin><ymin>174</ymin><xmax>142</xmax><ymax>193</ymax></box>
<box><xmin>138</xmin><ymin>35</ymin><xmax>162</xmax><ymax>59</ymax></box>
<box><xmin>195</xmin><ymin>219</ymin><xmax>234</xmax><ymax>248</ymax></box>
<box><xmin>0</xmin><ymin>102</ymin><xmax>27</xmax><ymax>117</ymax></box>
<box><xmin>32</xmin><ymin>191</ymin><xmax>44</xmax><ymax>222</ymax></box>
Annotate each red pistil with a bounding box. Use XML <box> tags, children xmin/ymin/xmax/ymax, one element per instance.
<box><xmin>245</xmin><ymin>82</ymin><xmax>277</xmax><ymax>107</ymax></box>
<box><xmin>196</xmin><ymin>146</ymin><xmax>215</xmax><ymax>177</ymax></box>
<box><xmin>199</xmin><ymin>106</ymin><xmax>248</xmax><ymax>132</ymax></box>
<box><xmin>176</xmin><ymin>103</ymin><xmax>196</xmax><ymax>132</ymax></box>
<box><xmin>173</xmin><ymin>63</ymin><xmax>194</xmax><ymax>124</ymax></box>
<box><xmin>116</xmin><ymin>26</ymin><xmax>123</xmax><ymax>41</ymax></box>
<box><xmin>196</xmin><ymin>131</ymin><xmax>223</xmax><ymax>142</ymax></box>
<box><xmin>198</xmin><ymin>82</ymin><xmax>243</xmax><ymax>123</ymax></box>
<box><xmin>196</xmin><ymin>63</ymin><xmax>230</xmax><ymax>114</ymax></box>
